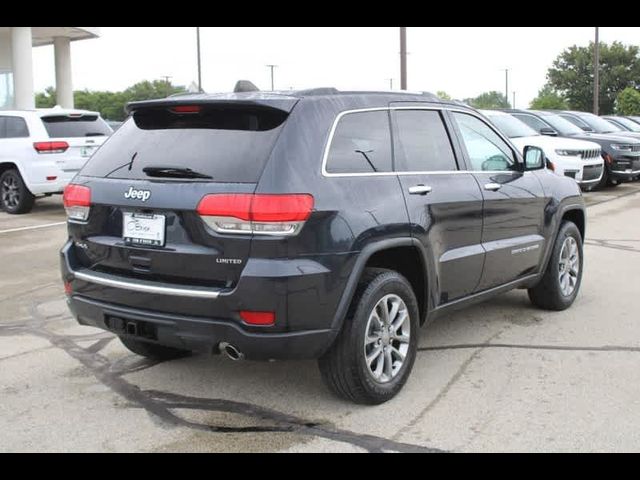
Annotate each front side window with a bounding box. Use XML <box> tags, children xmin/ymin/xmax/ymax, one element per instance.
<box><xmin>452</xmin><ymin>112</ymin><xmax>517</xmax><ymax>172</ymax></box>
<box><xmin>393</xmin><ymin>110</ymin><xmax>458</xmax><ymax>172</ymax></box>
<box><xmin>326</xmin><ymin>111</ymin><xmax>392</xmax><ymax>174</ymax></box>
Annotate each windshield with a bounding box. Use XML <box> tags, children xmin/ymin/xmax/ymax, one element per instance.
<box><xmin>578</xmin><ymin>113</ymin><xmax>623</xmax><ymax>134</ymax></box>
<box><xmin>485</xmin><ymin>114</ymin><xmax>538</xmax><ymax>138</ymax></box>
<box><xmin>609</xmin><ymin>117</ymin><xmax>640</xmax><ymax>132</ymax></box>
<box><xmin>540</xmin><ymin>113</ymin><xmax>585</xmax><ymax>136</ymax></box>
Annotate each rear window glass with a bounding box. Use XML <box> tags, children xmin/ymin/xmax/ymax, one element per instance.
<box><xmin>326</xmin><ymin>111</ymin><xmax>392</xmax><ymax>174</ymax></box>
<box><xmin>41</xmin><ymin>115</ymin><xmax>112</xmax><ymax>138</ymax></box>
<box><xmin>79</xmin><ymin>106</ymin><xmax>288</xmax><ymax>183</ymax></box>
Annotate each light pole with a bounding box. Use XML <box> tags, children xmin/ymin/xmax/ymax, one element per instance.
<box><xmin>266</xmin><ymin>65</ymin><xmax>278</xmax><ymax>91</ymax></box>
<box><xmin>196</xmin><ymin>27</ymin><xmax>202</xmax><ymax>93</ymax></box>
<box><xmin>400</xmin><ymin>27</ymin><xmax>407</xmax><ymax>90</ymax></box>
<box><xmin>513</xmin><ymin>91</ymin><xmax>516</xmax><ymax>109</ymax></box>
<box><xmin>388</xmin><ymin>78</ymin><xmax>394</xmax><ymax>90</ymax></box>
<box><xmin>594</xmin><ymin>27</ymin><xmax>600</xmax><ymax>115</ymax></box>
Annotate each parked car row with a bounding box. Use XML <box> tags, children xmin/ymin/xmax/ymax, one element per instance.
<box><xmin>481</xmin><ymin>108</ymin><xmax>640</xmax><ymax>190</ymax></box>
<box><xmin>0</xmin><ymin>107</ymin><xmax>113</xmax><ymax>214</ymax></box>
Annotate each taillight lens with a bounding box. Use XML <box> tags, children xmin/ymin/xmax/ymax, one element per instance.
<box><xmin>197</xmin><ymin>194</ymin><xmax>314</xmax><ymax>236</ymax></box>
<box><xmin>63</xmin><ymin>184</ymin><xmax>91</xmax><ymax>222</ymax></box>
<box><xmin>34</xmin><ymin>141</ymin><xmax>69</xmax><ymax>154</ymax></box>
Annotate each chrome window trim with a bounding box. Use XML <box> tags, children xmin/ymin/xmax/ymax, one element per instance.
<box><xmin>321</xmin><ymin>106</ymin><xmax>522</xmax><ymax>178</ymax></box>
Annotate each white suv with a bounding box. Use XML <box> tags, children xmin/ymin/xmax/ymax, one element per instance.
<box><xmin>482</xmin><ymin>110</ymin><xmax>604</xmax><ymax>190</ymax></box>
<box><xmin>0</xmin><ymin>108</ymin><xmax>112</xmax><ymax>214</ymax></box>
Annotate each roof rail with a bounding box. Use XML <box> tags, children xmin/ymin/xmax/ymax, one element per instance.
<box><xmin>294</xmin><ymin>88</ymin><xmax>340</xmax><ymax>96</ymax></box>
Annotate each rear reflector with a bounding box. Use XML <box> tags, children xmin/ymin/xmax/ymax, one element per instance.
<box><xmin>240</xmin><ymin>311</ymin><xmax>275</xmax><ymax>326</ymax></box>
<box><xmin>197</xmin><ymin>194</ymin><xmax>314</xmax><ymax>236</ymax></box>
<box><xmin>63</xmin><ymin>184</ymin><xmax>91</xmax><ymax>221</ymax></box>
<box><xmin>64</xmin><ymin>281</ymin><xmax>73</xmax><ymax>296</ymax></box>
<box><xmin>34</xmin><ymin>141</ymin><xmax>69</xmax><ymax>154</ymax></box>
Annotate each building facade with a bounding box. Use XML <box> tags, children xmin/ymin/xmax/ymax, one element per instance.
<box><xmin>0</xmin><ymin>27</ymin><xmax>100</xmax><ymax>110</ymax></box>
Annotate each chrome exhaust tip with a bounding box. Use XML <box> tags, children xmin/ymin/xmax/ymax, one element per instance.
<box><xmin>219</xmin><ymin>342</ymin><xmax>245</xmax><ymax>361</ymax></box>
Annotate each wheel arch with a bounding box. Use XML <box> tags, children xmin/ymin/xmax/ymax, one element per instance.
<box><xmin>329</xmin><ymin>238</ymin><xmax>430</xmax><ymax>340</ymax></box>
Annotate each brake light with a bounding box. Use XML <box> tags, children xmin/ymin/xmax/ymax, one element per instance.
<box><xmin>64</xmin><ymin>281</ymin><xmax>73</xmax><ymax>296</ymax></box>
<box><xmin>171</xmin><ymin>105</ymin><xmax>201</xmax><ymax>114</ymax></box>
<box><xmin>63</xmin><ymin>184</ymin><xmax>91</xmax><ymax>222</ymax></box>
<box><xmin>197</xmin><ymin>194</ymin><xmax>314</xmax><ymax>236</ymax></box>
<box><xmin>34</xmin><ymin>141</ymin><xmax>69</xmax><ymax>154</ymax></box>
<box><xmin>240</xmin><ymin>311</ymin><xmax>275</xmax><ymax>326</ymax></box>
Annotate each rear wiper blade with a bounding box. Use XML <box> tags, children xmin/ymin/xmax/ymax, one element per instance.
<box><xmin>142</xmin><ymin>166</ymin><xmax>213</xmax><ymax>179</ymax></box>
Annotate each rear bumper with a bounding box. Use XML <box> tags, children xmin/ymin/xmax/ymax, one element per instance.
<box><xmin>68</xmin><ymin>295</ymin><xmax>333</xmax><ymax>360</ymax></box>
<box><xmin>60</xmin><ymin>240</ymin><xmax>352</xmax><ymax>360</ymax></box>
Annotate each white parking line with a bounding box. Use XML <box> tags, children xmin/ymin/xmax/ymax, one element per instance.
<box><xmin>0</xmin><ymin>222</ymin><xmax>66</xmax><ymax>235</ymax></box>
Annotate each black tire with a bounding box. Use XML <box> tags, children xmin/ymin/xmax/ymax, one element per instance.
<box><xmin>119</xmin><ymin>336</ymin><xmax>191</xmax><ymax>361</ymax></box>
<box><xmin>595</xmin><ymin>168</ymin><xmax>610</xmax><ymax>190</ymax></box>
<box><xmin>528</xmin><ymin>221</ymin><xmax>583</xmax><ymax>311</ymax></box>
<box><xmin>0</xmin><ymin>169</ymin><xmax>35</xmax><ymax>214</ymax></box>
<box><xmin>318</xmin><ymin>268</ymin><xmax>419</xmax><ymax>405</ymax></box>
<box><xmin>607</xmin><ymin>177</ymin><xmax>621</xmax><ymax>187</ymax></box>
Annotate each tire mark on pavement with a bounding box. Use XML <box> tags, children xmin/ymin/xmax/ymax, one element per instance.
<box><xmin>0</xmin><ymin>300</ymin><xmax>443</xmax><ymax>453</ymax></box>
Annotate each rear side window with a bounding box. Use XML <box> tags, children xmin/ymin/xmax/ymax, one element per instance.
<box><xmin>393</xmin><ymin>110</ymin><xmax>458</xmax><ymax>172</ymax></box>
<box><xmin>41</xmin><ymin>115</ymin><xmax>112</xmax><ymax>138</ymax></box>
<box><xmin>80</xmin><ymin>106</ymin><xmax>289</xmax><ymax>183</ymax></box>
<box><xmin>326</xmin><ymin>111</ymin><xmax>392</xmax><ymax>174</ymax></box>
<box><xmin>0</xmin><ymin>116</ymin><xmax>29</xmax><ymax>138</ymax></box>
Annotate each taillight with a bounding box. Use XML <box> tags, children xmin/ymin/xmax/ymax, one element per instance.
<box><xmin>63</xmin><ymin>184</ymin><xmax>91</xmax><ymax>222</ymax></box>
<box><xmin>197</xmin><ymin>194</ymin><xmax>314</xmax><ymax>236</ymax></box>
<box><xmin>34</xmin><ymin>141</ymin><xmax>69</xmax><ymax>154</ymax></box>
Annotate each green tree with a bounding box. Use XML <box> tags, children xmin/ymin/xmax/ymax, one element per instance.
<box><xmin>547</xmin><ymin>41</ymin><xmax>640</xmax><ymax>114</ymax></box>
<box><xmin>35</xmin><ymin>87</ymin><xmax>57</xmax><ymax>108</ymax></box>
<box><xmin>436</xmin><ymin>91</ymin><xmax>452</xmax><ymax>101</ymax></box>
<box><xmin>465</xmin><ymin>91</ymin><xmax>509</xmax><ymax>109</ymax></box>
<box><xmin>34</xmin><ymin>80</ymin><xmax>187</xmax><ymax>121</ymax></box>
<box><xmin>530</xmin><ymin>85</ymin><xmax>568</xmax><ymax>110</ymax></box>
<box><xmin>616</xmin><ymin>87</ymin><xmax>640</xmax><ymax>115</ymax></box>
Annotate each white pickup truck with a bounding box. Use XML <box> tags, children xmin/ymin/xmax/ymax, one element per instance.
<box><xmin>0</xmin><ymin>108</ymin><xmax>112</xmax><ymax>214</ymax></box>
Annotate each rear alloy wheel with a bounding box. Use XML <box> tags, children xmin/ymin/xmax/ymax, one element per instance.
<box><xmin>319</xmin><ymin>268</ymin><xmax>419</xmax><ymax>405</ymax></box>
<box><xmin>0</xmin><ymin>169</ymin><xmax>35</xmax><ymax>214</ymax></box>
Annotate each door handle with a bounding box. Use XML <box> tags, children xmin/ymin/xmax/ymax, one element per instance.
<box><xmin>409</xmin><ymin>185</ymin><xmax>433</xmax><ymax>196</ymax></box>
<box><xmin>484</xmin><ymin>183</ymin><xmax>502</xmax><ymax>192</ymax></box>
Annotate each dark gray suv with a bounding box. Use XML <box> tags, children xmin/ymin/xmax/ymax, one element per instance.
<box><xmin>60</xmin><ymin>90</ymin><xmax>586</xmax><ymax>404</ymax></box>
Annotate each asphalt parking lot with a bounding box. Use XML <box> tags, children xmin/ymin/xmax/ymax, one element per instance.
<box><xmin>1</xmin><ymin>184</ymin><xmax>640</xmax><ymax>453</ymax></box>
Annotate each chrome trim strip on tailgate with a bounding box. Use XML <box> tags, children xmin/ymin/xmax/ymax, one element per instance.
<box><xmin>72</xmin><ymin>269</ymin><xmax>222</xmax><ymax>299</ymax></box>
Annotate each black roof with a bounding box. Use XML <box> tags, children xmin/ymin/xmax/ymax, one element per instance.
<box><xmin>126</xmin><ymin>89</ymin><xmax>467</xmax><ymax>114</ymax></box>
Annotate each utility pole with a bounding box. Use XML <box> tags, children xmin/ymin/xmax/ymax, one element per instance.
<box><xmin>161</xmin><ymin>76</ymin><xmax>172</xmax><ymax>97</ymax></box>
<box><xmin>388</xmin><ymin>78</ymin><xmax>394</xmax><ymax>90</ymax></box>
<box><xmin>594</xmin><ymin>26</ymin><xmax>600</xmax><ymax>115</ymax></box>
<box><xmin>513</xmin><ymin>91</ymin><xmax>516</xmax><ymax>109</ymax></box>
<box><xmin>400</xmin><ymin>27</ymin><xmax>407</xmax><ymax>90</ymax></box>
<box><xmin>504</xmin><ymin>69</ymin><xmax>509</xmax><ymax>107</ymax></box>
<box><xmin>196</xmin><ymin>27</ymin><xmax>202</xmax><ymax>92</ymax></box>
<box><xmin>266</xmin><ymin>65</ymin><xmax>278</xmax><ymax>91</ymax></box>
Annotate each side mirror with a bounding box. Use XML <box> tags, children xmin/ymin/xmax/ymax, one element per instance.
<box><xmin>540</xmin><ymin>127</ymin><xmax>558</xmax><ymax>137</ymax></box>
<box><xmin>524</xmin><ymin>146</ymin><xmax>546</xmax><ymax>171</ymax></box>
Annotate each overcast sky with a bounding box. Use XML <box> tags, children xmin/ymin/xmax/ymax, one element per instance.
<box><xmin>31</xmin><ymin>27</ymin><xmax>640</xmax><ymax>108</ymax></box>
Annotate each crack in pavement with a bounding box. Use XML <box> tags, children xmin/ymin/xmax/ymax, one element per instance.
<box><xmin>418</xmin><ymin>343</ymin><xmax>640</xmax><ymax>354</ymax></box>
<box><xmin>584</xmin><ymin>239</ymin><xmax>640</xmax><ymax>254</ymax></box>
<box><xmin>0</xmin><ymin>301</ymin><xmax>443</xmax><ymax>453</ymax></box>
